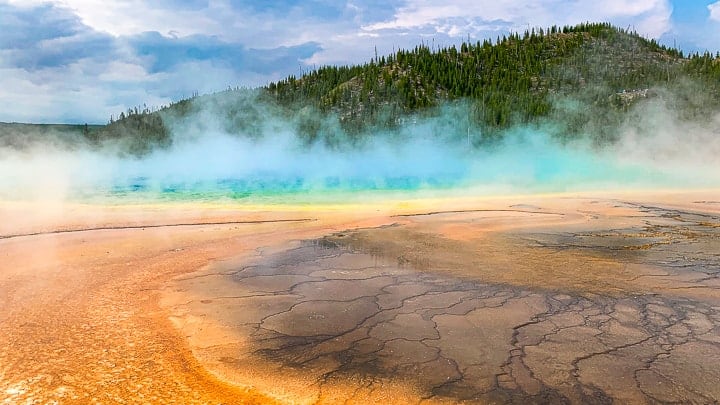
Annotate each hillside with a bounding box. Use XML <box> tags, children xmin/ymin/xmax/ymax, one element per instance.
<box><xmin>0</xmin><ymin>122</ymin><xmax>103</xmax><ymax>150</ymax></box>
<box><xmin>264</xmin><ymin>22</ymin><xmax>719</xmax><ymax>143</ymax></box>
<box><xmin>29</xmin><ymin>23</ymin><xmax>720</xmax><ymax>153</ymax></box>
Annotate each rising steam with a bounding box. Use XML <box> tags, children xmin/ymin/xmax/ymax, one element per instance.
<box><xmin>1</xmin><ymin>91</ymin><xmax>719</xmax><ymax>205</ymax></box>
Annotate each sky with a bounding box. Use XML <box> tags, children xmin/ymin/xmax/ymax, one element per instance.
<box><xmin>0</xmin><ymin>0</ymin><xmax>719</xmax><ymax>124</ymax></box>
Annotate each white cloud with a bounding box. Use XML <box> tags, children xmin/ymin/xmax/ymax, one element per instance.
<box><xmin>709</xmin><ymin>1</ymin><xmax>720</xmax><ymax>22</ymax></box>
<box><xmin>0</xmin><ymin>56</ymin><xmax>305</xmax><ymax>124</ymax></box>
<box><xmin>0</xmin><ymin>66</ymin><xmax>128</xmax><ymax>123</ymax></box>
<box><xmin>97</xmin><ymin>61</ymin><xmax>151</xmax><ymax>82</ymax></box>
<box><xmin>364</xmin><ymin>0</ymin><xmax>672</xmax><ymax>39</ymax></box>
<box><xmin>6</xmin><ymin>0</ymin><xmax>226</xmax><ymax>38</ymax></box>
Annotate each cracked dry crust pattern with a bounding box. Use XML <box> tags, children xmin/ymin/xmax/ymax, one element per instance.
<box><xmin>173</xmin><ymin>201</ymin><xmax>720</xmax><ymax>404</ymax></box>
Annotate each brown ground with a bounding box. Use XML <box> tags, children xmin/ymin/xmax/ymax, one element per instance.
<box><xmin>2</xmin><ymin>190</ymin><xmax>720</xmax><ymax>404</ymax></box>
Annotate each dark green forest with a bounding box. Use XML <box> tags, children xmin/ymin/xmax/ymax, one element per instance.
<box><xmin>7</xmin><ymin>23</ymin><xmax>718</xmax><ymax>154</ymax></box>
<box><xmin>263</xmin><ymin>22</ymin><xmax>719</xmax><ymax>144</ymax></box>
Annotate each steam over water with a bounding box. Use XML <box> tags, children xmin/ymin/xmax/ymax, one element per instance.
<box><xmin>2</xmin><ymin>103</ymin><xmax>720</xmax><ymax>204</ymax></box>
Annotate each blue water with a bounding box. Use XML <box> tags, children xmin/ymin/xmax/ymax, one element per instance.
<box><xmin>100</xmin><ymin>173</ymin><xmax>468</xmax><ymax>203</ymax></box>
<box><xmin>5</xmin><ymin>129</ymin><xmax>716</xmax><ymax>205</ymax></box>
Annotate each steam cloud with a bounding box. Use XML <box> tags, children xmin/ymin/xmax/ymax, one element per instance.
<box><xmin>1</xmin><ymin>93</ymin><xmax>719</xmax><ymax>205</ymax></box>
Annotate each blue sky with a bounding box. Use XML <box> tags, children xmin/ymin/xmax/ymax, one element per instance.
<box><xmin>0</xmin><ymin>0</ymin><xmax>718</xmax><ymax>123</ymax></box>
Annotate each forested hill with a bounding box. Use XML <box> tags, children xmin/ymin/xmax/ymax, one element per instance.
<box><xmin>0</xmin><ymin>122</ymin><xmax>103</xmax><ymax>150</ymax></box>
<box><xmin>89</xmin><ymin>23</ymin><xmax>720</xmax><ymax>153</ymax></box>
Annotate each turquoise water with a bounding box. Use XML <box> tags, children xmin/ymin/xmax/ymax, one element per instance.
<box><xmin>85</xmin><ymin>174</ymin><xmax>465</xmax><ymax>204</ymax></box>
<box><xmin>74</xmin><ymin>156</ymin><xmax>692</xmax><ymax>205</ymax></box>
<box><xmin>3</xmin><ymin>130</ymin><xmax>717</xmax><ymax>205</ymax></box>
